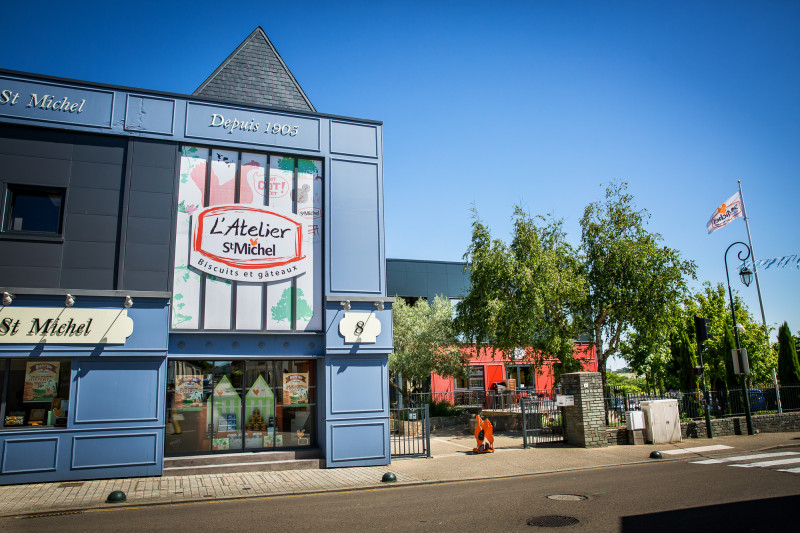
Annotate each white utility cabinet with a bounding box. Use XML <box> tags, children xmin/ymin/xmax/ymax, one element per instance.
<box><xmin>640</xmin><ymin>399</ymin><xmax>681</xmax><ymax>444</ymax></box>
<box><xmin>626</xmin><ymin>410</ymin><xmax>645</xmax><ymax>430</ymax></box>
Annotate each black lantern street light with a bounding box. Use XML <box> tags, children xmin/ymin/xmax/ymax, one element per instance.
<box><xmin>724</xmin><ymin>241</ymin><xmax>754</xmax><ymax>436</ymax></box>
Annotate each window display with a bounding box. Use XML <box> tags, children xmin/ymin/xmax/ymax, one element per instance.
<box><xmin>1</xmin><ymin>359</ymin><xmax>71</xmax><ymax>428</ymax></box>
<box><xmin>165</xmin><ymin>359</ymin><xmax>315</xmax><ymax>455</ymax></box>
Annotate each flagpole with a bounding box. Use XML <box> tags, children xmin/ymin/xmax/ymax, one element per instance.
<box><xmin>738</xmin><ymin>179</ymin><xmax>767</xmax><ymax>327</ymax></box>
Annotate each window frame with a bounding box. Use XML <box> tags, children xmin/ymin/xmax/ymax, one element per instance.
<box><xmin>1</xmin><ymin>184</ymin><xmax>66</xmax><ymax>239</ymax></box>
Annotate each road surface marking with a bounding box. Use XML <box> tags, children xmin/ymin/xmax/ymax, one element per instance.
<box><xmin>731</xmin><ymin>457</ymin><xmax>800</xmax><ymax>468</ymax></box>
<box><xmin>660</xmin><ymin>445</ymin><xmax>732</xmax><ymax>455</ymax></box>
<box><xmin>692</xmin><ymin>452</ymin><xmax>800</xmax><ymax>464</ymax></box>
<box><xmin>776</xmin><ymin>467</ymin><xmax>800</xmax><ymax>473</ymax></box>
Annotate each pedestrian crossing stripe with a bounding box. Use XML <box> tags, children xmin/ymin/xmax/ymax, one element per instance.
<box><xmin>777</xmin><ymin>467</ymin><xmax>800</xmax><ymax>473</ymax></box>
<box><xmin>731</xmin><ymin>457</ymin><xmax>800</xmax><ymax>468</ymax></box>
<box><xmin>659</xmin><ymin>445</ymin><xmax>733</xmax><ymax>455</ymax></box>
<box><xmin>691</xmin><ymin>452</ymin><xmax>800</xmax><ymax>465</ymax></box>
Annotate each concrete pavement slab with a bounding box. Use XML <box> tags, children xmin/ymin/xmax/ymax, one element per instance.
<box><xmin>0</xmin><ymin>430</ymin><xmax>797</xmax><ymax>518</ymax></box>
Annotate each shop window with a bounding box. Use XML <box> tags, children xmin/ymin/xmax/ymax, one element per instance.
<box><xmin>1</xmin><ymin>359</ymin><xmax>71</xmax><ymax>428</ymax></box>
<box><xmin>2</xmin><ymin>185</ymin><xmax>65</xmax><ymax>235</ymax></box>
<box><xmin>165</xmin><ymin>359</ymin><xmax>316</xmax><ymax>455</ymax></box>
<box><xmin>456</xmin><ymin>366</ymin><xmax>484</xmax><ymax>390</ymax></box>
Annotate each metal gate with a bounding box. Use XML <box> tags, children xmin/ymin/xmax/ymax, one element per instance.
<box><xmin>521</xmin><ymin>397</ymin><xmax>565</xmax><ymax>448</ymax></box>
<box><xmin>390</xmin><ymin>404</ymin><xmax>431</xmax><ymax>458</ymax></box>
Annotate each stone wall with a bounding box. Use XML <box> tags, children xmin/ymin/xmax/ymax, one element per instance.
<box><xmin>560</xmin><ymin>372</ymin><xmax>607</xmax><ymax>448</ymax></box>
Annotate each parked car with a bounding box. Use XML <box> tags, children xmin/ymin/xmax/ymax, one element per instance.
<box><xmin>749</xmin><ymin>389</ymin><xmax>767</xmax><ymax>412</ymax></box>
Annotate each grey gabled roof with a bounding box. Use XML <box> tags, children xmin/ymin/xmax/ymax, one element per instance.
<box><xmin>194</xmin><ymin>27</ymin><xmax>315</xmax><ymax>112</ymax></box>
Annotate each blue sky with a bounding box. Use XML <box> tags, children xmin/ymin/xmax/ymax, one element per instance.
<box><xmin>3</xmin><ymin>1</ymin><xmax>799</xmax><ymax>348</ymax></box>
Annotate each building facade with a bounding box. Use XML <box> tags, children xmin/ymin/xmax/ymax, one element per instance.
<box><xmin>0</xmin><ymin>28</ymin><xmax>392</xmax><ymax>485</ymax></box>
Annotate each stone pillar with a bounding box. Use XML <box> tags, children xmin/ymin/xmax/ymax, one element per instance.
<box><xmin>560</xmin><ymin>372</ymin><xmax>607</xmax><ymax>448</ymax></box>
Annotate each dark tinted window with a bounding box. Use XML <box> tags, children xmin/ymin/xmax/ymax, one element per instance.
<box><xmin>3</xmin><ymin>186</ymin><xmax>64</xmax><ymax>234</ymax></box>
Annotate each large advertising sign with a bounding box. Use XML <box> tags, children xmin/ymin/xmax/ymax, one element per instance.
<box><xmin>172</xmin><ymin>147</ymin><xmax>322</xmax><ymax>331</ymax></box>
<box><xmin>190</xmin><ymin>205</ymin><xmax>307</xmax><ymax>282</ymax></box>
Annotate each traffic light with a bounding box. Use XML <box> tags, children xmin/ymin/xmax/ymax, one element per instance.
<box><xmin>694</xmin><ymin>316</ymin><xmax>711</xmax><ymax>344</ymax></box>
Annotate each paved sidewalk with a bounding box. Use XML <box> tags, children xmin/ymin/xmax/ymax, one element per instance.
<box><xmin>1</xmin><ymin>430</ymin><xmax>797</xmax><ymax>517</ymax></box>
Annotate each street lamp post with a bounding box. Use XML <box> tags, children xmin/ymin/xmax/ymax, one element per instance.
<box><xmin>724</xmin><ymin>241</ymin><xmax>755</xmax><ymax>436</ymax></box>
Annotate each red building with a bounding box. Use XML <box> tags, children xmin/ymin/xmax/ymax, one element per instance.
<box><xmin>430</xmin><ymin>343</ymin><xmax>597</xmax><ymax>401</ymax></box>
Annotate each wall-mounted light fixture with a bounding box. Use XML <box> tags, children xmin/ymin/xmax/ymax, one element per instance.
<box><xmin>124</xmin><ymin>295</ymin><xmax>133</xmax><ymax>308</ymax></box>
<box><xmin>341</xmin><ymin>300</ymin><xmax>351</xmax><ymax>311</ymax></box>
<box><xmin>2</xmin><ymin>292</ymin><xmax>12</xmax><ymax>306</ymax></box>
<box><xmin>65</xmin><ymin>294</ymin><xmax>75</xmax><ymax>307</ymax></box>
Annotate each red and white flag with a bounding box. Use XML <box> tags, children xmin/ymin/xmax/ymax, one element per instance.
<box><xmin>707</xmin><ymin>192</ymin><xmax>744</xmax><ymax>234</ymax></box>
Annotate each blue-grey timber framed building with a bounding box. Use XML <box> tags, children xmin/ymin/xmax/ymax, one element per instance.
<box><xmin>0</xmin><ymin>28</ymin><xmax>392</xmax><ymax>484</ymax></box>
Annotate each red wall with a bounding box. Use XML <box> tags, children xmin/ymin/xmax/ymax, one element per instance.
<box><xmin>431</xmin><ymin>343</ymin><xmax>597</xmax><ymax>394</ymax></box>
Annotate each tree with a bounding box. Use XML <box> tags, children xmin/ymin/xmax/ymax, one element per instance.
<box><xmin>580</xmin><ymin>181</ymin><xmax>696</xmax><ymax>389</ymax></box>
<box><xmin>455</xmin><ymin>207</ymin><xmax>586</xmax><ymax>373</ymax></box>
<box><xmin>390</xmin><ymin>296</ymin><xmax>467</xmax><ymax>401</ymax></box>
<box><xmin>777</xmin><ymin>322</ymin><xmax>800</xmax><ymax>385</ymax></box>
<box><xmin>692</xmin><ymin>282</ymin><xmax>773</xmax><ymax>388</ymax></box>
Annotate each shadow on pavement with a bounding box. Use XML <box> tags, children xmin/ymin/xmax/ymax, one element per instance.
<box><xmin>621</xmin><ymin>494</ymin><xmax>800</xmax><ymax>532</ymax></box>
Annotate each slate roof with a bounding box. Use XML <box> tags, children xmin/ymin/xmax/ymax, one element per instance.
<box><xmin>194</xmin><ymin>27</ymin><xmax>315</xmax><ymax>112</ymax></box>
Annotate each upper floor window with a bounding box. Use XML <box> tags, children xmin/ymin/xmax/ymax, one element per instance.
<box><xmin>2</xmin><ymin>185</ymin><xmax>64</xmax><ymax>236</ymax></box>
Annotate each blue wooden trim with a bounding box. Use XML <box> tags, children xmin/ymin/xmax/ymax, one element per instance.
<box><xmin>1</xmin><ymin>436</ymin><xmax>59</xmax><ymax>473</ymax></box>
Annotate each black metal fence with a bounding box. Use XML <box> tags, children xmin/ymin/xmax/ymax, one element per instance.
<box><xmin>605</xmin><ymin>384</ymin><xmax>800</xmax><ymax>426</ymax></box>
<box><xmin>408</xmin><ymin>388</ymin><xmax>558</xmax><ymax>413</ymax></box>
<box><xmin>521</xmin><ymin>397</ymin><xmax>565</xmax><ymax>447</ymax></box>
<box><xmin>390</xmin><ymin>404</ymin><xmax>431</xmax><ymax>458</ymax></box>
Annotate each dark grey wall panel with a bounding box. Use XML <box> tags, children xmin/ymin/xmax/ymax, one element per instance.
<box><xmin>386</xmin><ymin>259</ymin><xmax>470</xmax><ymax>300</ymax></box>
<box><xmin>72</xmin><ymin>138</ymin><xmax>127</xmax><ymax>164</ymax></box>
<box><xmin>122</xmin><ymin>270</ymin><xmax>168</xmax><ymax>291</ymax></box>
<box><xmin>0</xmin><ymin>241</ymin><xmax>62</xmax><ymax>267</ymax></box>
<box><xmin>70</xmin><ymin>161</ymin><xmax>125</xmax><ymax>190</ymax></box>
<box><xmin>130</xmin><ymin>166</ymin><xmax>174</xmax><ymax>194</ymax></box>
<box><xmin>62</xmin><ymin>242</ymin><xmax>118</xmax><ymax>270</ymax></box>
<box><xmin>123</xmin><ymin>243</ymin><xmax>170</xmax><ymax>272</ymax></box>
<box><xmin>61</xmin><ymin>268</ymin><xmax>116</xmax><ymax>290</ymax></box>
<box><xmin>0</xmin><ymin>154</ymin><xmax>71</xmax><ymax>186</ymax></box>
<box><xmin>0</xmin><ymin>266</ymin><xmax>60</xmax><ymax>287</ymax></box>
<box><xmin>0</xmin><ymin>125</ymin><xmax>175</xmax><ymax>293</ymax></box>
<box><xmin>66</xmin><ymin>188</ymin><xmax>122</xmax><ymax>217</ymax></box>
<box><xmin>0</xmin><ymin>125</ymin><xmax>74</xmax><ymax>159</ymax></box>
<box><xmin>65</xmin><ymin>214</ymin><xmax>119</xmax><ymax>243</ymax></box>
<box><xmin>131</xmin><ymin>140</ymin><xmax>177</xmax><ymax>169</ymax></box>
<box><xmin>120</xmin><ymin>138</ymin><xmax>176</xmax><ymax>293</ymax></box>
<box><xmin>127</xmin><ymin>191</ymin><xmax>173</xmax><ymax>219</ymax></box>
<box><xmin>125</xmin><ymin>218</ymin><xmax>173</xmax><ymax>245</ymax></box>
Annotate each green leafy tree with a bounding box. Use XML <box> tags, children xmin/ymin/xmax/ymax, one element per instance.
<box><xmin>694</xmin><ymin>282</ymin><xmax>773</xmax><ymax>387</ymax></box>
<box><xmin>390</xmin><ymin>296</ymin><xmax>467</xmax><ymax>400</ymax></box>
<box><xmin>579</xmin><ymin>182</ymin><xmax>696</xmax><ymax>388</ymax></box>
<box><xmin>455</xmin><ymin>207</ymin><xmax>586</xmax><ymax>373</ymax></box>
<box><xmin>777</xmin><ymin>322</ymin><xmax>800</xmax><ymax>385</ymax></box>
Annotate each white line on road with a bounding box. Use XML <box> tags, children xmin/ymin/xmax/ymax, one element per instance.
<box><xmin>431</xmin><ymin>438</ymin><xmax>474</xmax><ymax>450</ymax></box>
<box><xmin>777</xmin><ymin>467</ymin><xmax>800</xmax><ymax>473</ymax></box>
<box><xmin>692</xmin><ymin>452</ymin><xmax>800</xmax><ymax>465</ymax></box>
<box><xmin>660</xmin><ymin>445</ymin><xmax>733</xmax><ymax>455</ymax></box>
<box><xmin>731</xmin><ymin>457</ymin><xmax>800</xmax><ymax>468</ymax></box>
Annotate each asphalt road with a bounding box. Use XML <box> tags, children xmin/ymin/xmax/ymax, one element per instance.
<box><xmin>4</xmin><ymin>449</ymin><xmax>799</xmax><ymax>532</ymax></box>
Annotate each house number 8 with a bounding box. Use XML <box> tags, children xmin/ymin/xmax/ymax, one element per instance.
<box><xmin>354</xmin><ymin>321</ymin><xmax>365</xmax><ymax>335</ymax></box>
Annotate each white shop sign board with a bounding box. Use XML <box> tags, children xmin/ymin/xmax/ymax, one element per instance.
<box><xmin>556</xmin><ymin>395</ymin><xmax>574</xmax><ymax>407</ymax></box>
